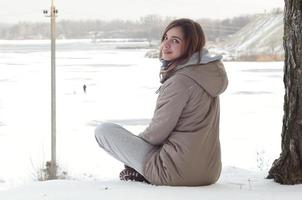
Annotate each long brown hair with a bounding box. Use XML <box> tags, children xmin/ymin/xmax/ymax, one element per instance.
<box><xmin>160</xmin><ymin>18</ymin><xmax>206</xmax><ymax>78</ymax></box>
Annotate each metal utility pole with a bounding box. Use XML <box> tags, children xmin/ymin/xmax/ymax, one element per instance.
<box><xmin>44</xmin><ymin>0</ymin><xmax>58</xmax><ymax>179</ymax></box>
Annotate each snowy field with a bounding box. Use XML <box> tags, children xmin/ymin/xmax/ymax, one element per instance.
<box><xmin>1</xmin><ymin>39</ymin><xmax>301</xmax><ymax>199</ymax></box>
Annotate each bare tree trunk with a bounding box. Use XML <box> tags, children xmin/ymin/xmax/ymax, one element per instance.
<box><xmin>267</xmin><ymin>0</ymin><xmax>302</xmax><ymax>184</ymax></box>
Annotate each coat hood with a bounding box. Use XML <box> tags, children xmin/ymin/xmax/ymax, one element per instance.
<box><xmin>176</xmin><ymin>49</ymin><xmax>228</xmax><ymax>97</ymax></box>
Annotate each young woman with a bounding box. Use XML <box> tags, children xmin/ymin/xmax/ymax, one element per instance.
<box><xmin>95</xmin><ymin>18</ymin><xmax>228</xmax><ymax>186</ymax></box>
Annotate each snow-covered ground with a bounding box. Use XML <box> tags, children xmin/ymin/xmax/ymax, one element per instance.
<box><xmin>1</xmin><ymin>40</ymin><xmax>301</xmax><ymax>199</ymax></box>
<box><xmin>213</xmin><ymin>13</ymin><xmax>284</xmax><ymax>59</ymax></box>
<box><xmin>1</xmin><ymin>167</ymin><xmax>302</xmax><ymax>200</ymax></box>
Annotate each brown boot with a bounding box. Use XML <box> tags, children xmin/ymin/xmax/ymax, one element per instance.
<box><xmin>119</xmin><ymin>165</ymin><xmax>150</xmax><ymax>184</ymax></box>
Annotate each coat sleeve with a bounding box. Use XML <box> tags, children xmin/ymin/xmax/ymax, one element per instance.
<box><xmin>139</xmin><ymin>77</ymin><xmax>190</xmax><ymax>145</ymax></box>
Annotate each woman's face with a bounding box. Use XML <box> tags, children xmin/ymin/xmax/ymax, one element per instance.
<box><xmin>160</xmin><ymin>26</ymin><xmax>185</xmax><ymax>61</ymax></box>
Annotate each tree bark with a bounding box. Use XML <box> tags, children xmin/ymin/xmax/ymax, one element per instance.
<box><xmin>267</xmin><ymin>0</ymin><xmax>302</xmax><ymax>184</ymax></box>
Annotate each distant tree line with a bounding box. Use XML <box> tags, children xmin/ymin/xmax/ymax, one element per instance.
<box><xmin>197</xmin><ymin>15</ymin><xmax>252</xmax><ymax>42</ymax></box>
<box><xmin>0</xmin><ymin>14</ymin><xmax>259</xmax><ymax>42</ymax></box>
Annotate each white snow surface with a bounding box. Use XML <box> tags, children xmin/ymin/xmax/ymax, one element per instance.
<box><xmin>216</xmin><ymin>13</ymin><xmax>284</xmax><ymax>57</ymax></box>
<box><xmin>1</xmin><ymin>167</ymin><xmax>302</xmax><ymax>200</ymax></box>
<box><xmin>1</xmin><ymin>39</ymin><xmax>301</xmax><ymax>199</ymax></box>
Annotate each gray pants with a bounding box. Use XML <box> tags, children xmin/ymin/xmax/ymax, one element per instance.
<box><xmin>94</xmin><ymin>122</ymin><xmax>154</xmax><ymax>174</ymax></box>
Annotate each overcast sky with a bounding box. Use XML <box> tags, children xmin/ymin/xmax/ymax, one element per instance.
<box><xmin>0</xmin><ymin>0</ymin><xmax>284</xmax><ymax>23</ymax></box>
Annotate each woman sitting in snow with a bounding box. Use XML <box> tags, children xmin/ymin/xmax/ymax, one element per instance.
<box><xmin>95</xmin><ymin>18</ymin><xmax>228</xmax><ymax>186</ymax></box>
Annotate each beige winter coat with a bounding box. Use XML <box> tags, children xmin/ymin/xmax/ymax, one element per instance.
<box><xmin>139</xmin><ymin>50</ymin><xmax>228</xmax><ymax>186</ymax></box>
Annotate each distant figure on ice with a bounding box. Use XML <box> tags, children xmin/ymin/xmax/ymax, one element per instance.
<box><xmin>95</xmin><ymin>18</ymin><xmax>228</xmax><ymax>186</ymax></box>
<box><xmin>83</xmin><ymin>84</ymin><xmax>87</xmax><ymax>93</ymax></box>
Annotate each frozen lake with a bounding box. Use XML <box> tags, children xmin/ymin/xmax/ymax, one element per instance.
<box><xmin>0</xmin><ymin>40</ymin><xmax>284</xmax><ymax>189</ymax></box>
